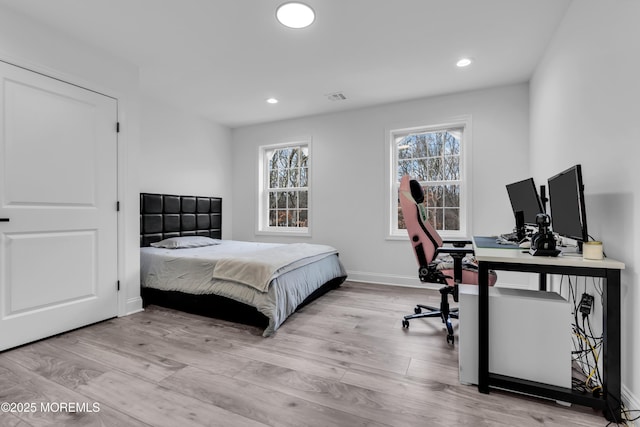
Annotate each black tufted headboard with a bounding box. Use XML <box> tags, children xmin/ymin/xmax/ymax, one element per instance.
<box><xmin>140</xmin><ymin>193</ymin><xmax>222</xmax><ymax>247</ymax></box>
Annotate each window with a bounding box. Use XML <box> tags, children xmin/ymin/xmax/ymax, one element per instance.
<box><xmin>389</xmin><ymin>119</ymin><xmax>470</xmax><ymax>239</ymax></box>
<box><xmin>258</xmin><ymin>141</ymin><xmax>310</xmax><ymax>235</ymax></box>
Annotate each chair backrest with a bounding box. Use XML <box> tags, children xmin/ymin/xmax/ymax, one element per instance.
<box><xmin>399</xmin><ymin>175</ymin><xmax>443</xmax><ymax>266</ymax></box>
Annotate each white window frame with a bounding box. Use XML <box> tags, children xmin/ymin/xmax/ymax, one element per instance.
<box><xmin>387</xmin><ymin>116</ymin><xmax>472</xmax><ymax>240</ymax></box>
<box><xmin>257</xmin><ymin>139</ymin><xmax>311</xmax><ymax>236</ymax></box>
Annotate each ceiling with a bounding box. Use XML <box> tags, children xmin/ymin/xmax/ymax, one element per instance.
<box><xmin>0</xmin><ymin>0</ymin><xmax>571</xmax><ymax>128</ymax></box>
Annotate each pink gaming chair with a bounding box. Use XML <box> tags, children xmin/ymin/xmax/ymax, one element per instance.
<box><xmin>399</xmin><ymin>175</ymin><xmax>496</xmax><ymax>344</ymax></box>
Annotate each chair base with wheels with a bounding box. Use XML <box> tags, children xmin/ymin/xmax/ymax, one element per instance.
<box><xmin>400</xmin><ymin>248</ymin><xmax>469</xmax><ymax>344</ymax></box>
<box><xmin>402</xmin><ymin>284</ymin><xmax>459</xmax><ymax>344</ymax></box>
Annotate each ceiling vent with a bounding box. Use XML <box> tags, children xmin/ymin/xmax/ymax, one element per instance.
<box><xmin>326</xmin><ymin>92</ymin><xmax>347</xmax><ymax>101</ymax></box>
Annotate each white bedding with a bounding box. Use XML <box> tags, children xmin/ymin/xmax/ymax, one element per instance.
<box><xmin>140</xmin><ymin>240</ymin><xmax>346</xmax><ymax>336</ymax></box>
<box><xmin>212</xmin><ymin>243</ymin><xmax>337</xmax><ymax>291</ymax></box>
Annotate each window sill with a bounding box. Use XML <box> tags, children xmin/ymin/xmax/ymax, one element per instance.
<box><xmin>388</xmin><ymin>231</ymin><xmax>470</xmax><ymax>240</ymax></box>
<box><xmin>256</xmin><ymin>229</ymin><xmax>311</xmax><ymax>238</ymax></box>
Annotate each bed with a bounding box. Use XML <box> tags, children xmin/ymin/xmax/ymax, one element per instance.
<box><xmin>140</xmin><ymin>193</ymin><xmax>347</xmax><ymax>336</ymax></box>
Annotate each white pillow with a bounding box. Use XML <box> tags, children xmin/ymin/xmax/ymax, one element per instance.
<box><xmin>150</xmin><ymin>236</ymin><xmax>221</xmax><ymax>249</ymax></box>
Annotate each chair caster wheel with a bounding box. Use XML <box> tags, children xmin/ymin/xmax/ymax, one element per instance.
<box><xmin>402</xmin><ymin>319</ymin><xmax>410</xmax><ymax>328</ymax></box>
<box><xmin>446</xmin><ymin>334</ymin><xmax>454</xmax><ymax>344</ymax></box>
<box><xmin>414</xmin><ymin>307</ymin><xmax>422</xmax><ymax>314</ymax></box>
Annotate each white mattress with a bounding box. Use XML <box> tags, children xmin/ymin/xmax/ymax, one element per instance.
<box><xmin>140</xmin><ymin>240</ymin><xmax>346</xmax><ymax>336</ymax></box>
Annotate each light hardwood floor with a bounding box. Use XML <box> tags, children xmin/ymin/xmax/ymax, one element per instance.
<box><xmin>0</xmin><ymin>281</ymin><xmax>609</xmax><ymax>426</ymax></box>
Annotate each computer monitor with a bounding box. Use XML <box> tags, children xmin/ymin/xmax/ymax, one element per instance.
<box><xmin>547</xmin><ymin>164</ymin><xmax>589</xmax><ymax>248</ymax></box>
<box><xmin>505</xmin><ymin>178</ymin><xmax>545</xmax><ymax>225</ymax></box>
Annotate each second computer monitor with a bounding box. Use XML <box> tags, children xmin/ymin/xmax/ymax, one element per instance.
<box><xmin>547</xmin><ymin>164</ymin><xmax>589</xmax><ymax>245</ymax></box>
<box><xmin>506</xmin><ymin>178</ymin><xmax>545</xmax><ymax>225</ymax></box>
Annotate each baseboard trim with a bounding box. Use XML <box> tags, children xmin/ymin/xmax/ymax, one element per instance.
<box><xmin>622</xmin><ymin>384</ymin><xmax>640</xmax><ymax>420</ymax></box>
<box><xmin>124</xmin><ymin>296</ymin><xmax>144</xmax><ymax>316</ymax></box>
<box><xmin>345</xmin><ymin>270</ymin><xmax>439</xmax><ymax>289</ymax></box>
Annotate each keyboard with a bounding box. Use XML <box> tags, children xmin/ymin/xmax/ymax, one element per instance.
<box><xmin>499</xmin><ymin>231</ymin><xmax>520</xmax><ymax>242</ymax></box>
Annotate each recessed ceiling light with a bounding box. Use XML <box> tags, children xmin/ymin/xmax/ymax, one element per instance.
<box><xmin>456</xmin><ymin>58</ymin><xmax>473</xmax><ymax>67</ymax></box>
<box><xmin>266</xmin><ymin>98</ymin><xmax>279</xmax><ymax>104</ymax></box>
<box><xmin>276</xmin><ymin>2</ymin><xmax>315</xmax><ymax>29</ymax></box>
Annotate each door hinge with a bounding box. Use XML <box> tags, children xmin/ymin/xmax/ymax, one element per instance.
<box><xmin>116</xmin><ymin>122</ymin><xmax>120</xmax><ymax>133</ymax></box>
<box><xmin>117</xmin><ymin>280</ymin><xmax>120</xmax><ymax>291</ymax></box>
<box><xmin>116</xmin><ymin>201</ymin><xmax>120</xmax><ymax>211</ymax></box>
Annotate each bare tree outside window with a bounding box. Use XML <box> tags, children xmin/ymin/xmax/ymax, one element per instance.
<box><xmin>266</xmin><ymin>145</ymin><xmax>309</xmax><ymax>228</ymax></box>
<box><xmin>395</xmin><ymin>129</ymin><xmax>463</xmax><ymax>233</ymax></box>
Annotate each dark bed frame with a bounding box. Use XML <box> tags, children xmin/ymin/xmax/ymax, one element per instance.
<box><xmin>140</xmin><ymin>192</ymin><xmax>344</xmax><ymax>330</ymax></box>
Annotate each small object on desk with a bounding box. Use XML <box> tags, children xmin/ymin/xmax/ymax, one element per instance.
<box><xmin>583</xmin><ymin>241</ymin><xmax>604</xmax><ymax>260</ymax></box>
<box><xmin>498</xmin><ymin>231</ymin><xmax>519</xmax><ymax>242</ymax></box>
<box><xmin>495</xmin><ymin>234</ymin><xmax>520</xmax><ymax>246</ymax></box>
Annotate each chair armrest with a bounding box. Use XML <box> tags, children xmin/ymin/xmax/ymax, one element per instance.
<box><xmin>442</xmin><ymin>239</ymin><xmax>472</xmax><ymax>248</ymax></box>
<box><xmin>436</xmin><ymin>247</ymin><xmax>474</xmax><ymax>258</ymax></box>
<box><xmin>435</xmin><ymin>245</ymin><xmax>474</xmax><ymax>285</ymax></box>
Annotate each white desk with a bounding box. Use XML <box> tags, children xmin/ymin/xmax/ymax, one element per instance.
<box><xmin>472</xmin><ymin>244</ymin><xmax>624</xmax><ymax>270</ymax></box>
<box><xmin>473</xmin><ymin>236</ymin><xmax>625</xmax><ymax>422</ymax></box>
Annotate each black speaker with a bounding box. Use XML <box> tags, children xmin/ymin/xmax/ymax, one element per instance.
<box><xmin>515</xmin><ymin>210</ymin><xmax>526</xmax><ymax>241</ymax></box>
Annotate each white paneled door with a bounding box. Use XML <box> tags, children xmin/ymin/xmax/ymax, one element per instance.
<box><xmin>0</xmin><ymin>61</ymin><xmax>118</xmax><ymax>351</ymax></box>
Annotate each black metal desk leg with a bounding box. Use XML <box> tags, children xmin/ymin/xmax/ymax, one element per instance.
<box><xmin>478</xmin><ymin>262</ymin><xmax>490</xmax><ymax>393</ymax></box>
<box><xmin>603</xmin><ymin>269</ymin><xmax>622</xmax><ymax>422</ymax></box>
<box><xmin>538</xmin><ymin>272</ymin><xmax>547</xmax><ymax>291</ymax></box>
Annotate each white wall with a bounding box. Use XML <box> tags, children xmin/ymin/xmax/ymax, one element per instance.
<box><xmin>140</xmin><ymin>97</ymin><xmax>234</xmax><ymax>239</ymax></box>
<box><xmin>0</xmin><ymin>6</ymin><xmax>143</xmax><ymax>315</ymax></box>
<box><xmin>232</xmin><ymin>84</ymin><xmax>530</xmax><ymax>286</ymax></box>
<box><xmin>530</xmin><ymin>0</ymin><xmax>640</xmax><ymax>409</ymax></box>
